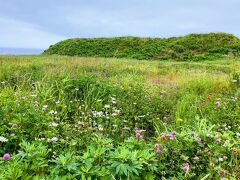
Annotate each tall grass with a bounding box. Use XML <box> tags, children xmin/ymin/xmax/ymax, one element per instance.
<box><xmin>0</xmin><ymin>55</ymin><xmax>239</xmax><ymax>179</ymax></box>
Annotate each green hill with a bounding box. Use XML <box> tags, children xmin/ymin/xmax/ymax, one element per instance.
<box><xmin>43</xmin><ymin>33</ymin><xmax>240</xmax><ymax>61</ymax></box>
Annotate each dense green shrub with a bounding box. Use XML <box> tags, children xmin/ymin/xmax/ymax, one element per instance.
<box><xmin>43</xmin><ymin>33</ymin><xmax>240</xmax><ymax>61</ymax></box>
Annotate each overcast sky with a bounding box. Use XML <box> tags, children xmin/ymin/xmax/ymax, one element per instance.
<box><xmin>0</xmin><ymin>0</ymin><xmax>239</xmax><ymax>49</ymax></box>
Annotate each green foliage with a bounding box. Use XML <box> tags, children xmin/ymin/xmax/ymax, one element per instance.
<box><xmin>0</xmin><ymin>55</ymin><xmax>239</xmax><ymax>179</ymax></box>
<box><xmin>43</xmin><ymin>33</ymin><xmax>240</xmax><ymax>61</ymax></box>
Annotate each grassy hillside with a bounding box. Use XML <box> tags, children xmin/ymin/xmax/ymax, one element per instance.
<box><xmin>43</xmin><ymin>33</ymin><xmax>240</xmax><ymax>61</ymax></box>
<box><xmin>0</xmin><ymin>55</ymin><xmax>239</xmax><ymax>179</ymax></box>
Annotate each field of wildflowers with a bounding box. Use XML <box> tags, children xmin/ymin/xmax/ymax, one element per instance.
<box><xmin>0</xmin><ymin>55</ymin><xmax>239</xmax><ymax>179</ymax></box>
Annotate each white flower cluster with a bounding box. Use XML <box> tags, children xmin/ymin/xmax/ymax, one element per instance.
<box><xmin>0</xmin><ymin>136</ymin><xmax>8</xmax><ymax>142</ymax></box>
<box><xmin>49</xmin><ymin>110</ymin><xmax>57</xmax><ymax>115</ymax></box>
<box><xmin>49</xmin><ymin>122</ymin><xmax>59</xmax><ymax>127</ymax></box>
<box><xmin>92</xmin><ymin>111</ymin><xmax>104</xmax><ymax>117</ymax></box>
<box><xmin>42</xmin><ymin>105</ymin><xmax>48</xmax><ymax>111</ymax></box>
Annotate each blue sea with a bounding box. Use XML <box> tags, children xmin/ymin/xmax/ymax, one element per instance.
<box><xmin>0</xmin><ymin>47</ymin><xmax>43</xmax><ymax>55</ymax></box>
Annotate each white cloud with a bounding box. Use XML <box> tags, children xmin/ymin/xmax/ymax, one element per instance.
<box><xmin>64</xmin><ymin>9</ymin><xmax>208</xmax><ymax>38</ymax></box>
<box><xmin>0</xmin><ymin>0</ymin><xmax>239</xmax><ymax>48</ymax></box>
<box><xmin>0</xmin><ymin>17</ymin><xmax>67</xmax><ymax>49</ymax></box>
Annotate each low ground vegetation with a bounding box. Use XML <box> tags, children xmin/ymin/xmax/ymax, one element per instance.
<box><xmin>0</xmin><ymin>55</ymin><xmax>239</xmax><ymax>179</ymax></box>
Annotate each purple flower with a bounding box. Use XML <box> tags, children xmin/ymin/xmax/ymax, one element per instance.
<box><xmin>135</xmin><ymin>128</ymin><xmax>144</xmax><ymax>141</ymax></box>
<box><xmin>191</xmin><ymin>131</ymin><xmax>196</xmax><ymax>136</ymax></box>
<box><xmin>164</xmin><ymin>131</ymin><xmax>176</xmax><ymax>140</ymax></box>
<box><xmin>154</xmin><ymin>144</ymin><xmax>161</xmax><ymax>154</ymax></box>
<box><xmin>169</xmin><ymin>131</ymin><xmax>176</xmax><ymax>140</ymax></box>
<box><xmin>10</xmin><ymin>133</ymin><xmax>15</xmax><ymax>136</ymax></box>
<box><xmin>11</xmin><ymin>124</ymin><xmax>18</xmax><ymax>129</ymax></box>
<box><xmin>183</xmin><ymin>163</ymin><xmax>190</xmax><ymax>173</ymax></box>
<box><xmin>196</xmin><ymin>137</ymin><xmax>201</xmax><ymax>143</ymax></box>
<box><xmin>161</xmin><ymin>133</ymin><xmax>166</xmax><ymax>140</ymax></box>
<box><xmin>193</xmin><ymin>156</ymin><xmax>199</xmax><ymax>161</ymax></box>
<box><xmin>169</xmin><ymin>134</ymin><xmax>174</xmax><ymax>140</ymax></box>
<box><xmin>135</xmin><ymin>128</ymin><xmax>140</xmax><ymax>134</ymax></box>
<box><xmin>135</xmin><ymin>129</ymin><xmax>141</xmax><ymax>137</ymax></box>
<box><xmin>156</xmin><ymin>148</ymin><xmax>161</xmax><ymax>154</ymax></box>
<box><xmin>3</xmin><ymin>153</ymin><xmax>10</xmax><ymax>161</ymax></box>
<box><xmin>136</xmin><ymin>132</ymin><xmax>141</xmax><ymax>138</ymax></box>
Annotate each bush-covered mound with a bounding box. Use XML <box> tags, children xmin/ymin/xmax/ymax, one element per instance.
<box><xmin>43</xmin><ymin>33</ymin><xmax>240</xmax><ymax>61</ymax></box>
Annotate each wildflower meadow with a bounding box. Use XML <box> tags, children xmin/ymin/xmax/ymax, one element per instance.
<box><xmin>0</xmin><ymin>55</ymin><xmax>239</xmax><ymax>179</ymax></box>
